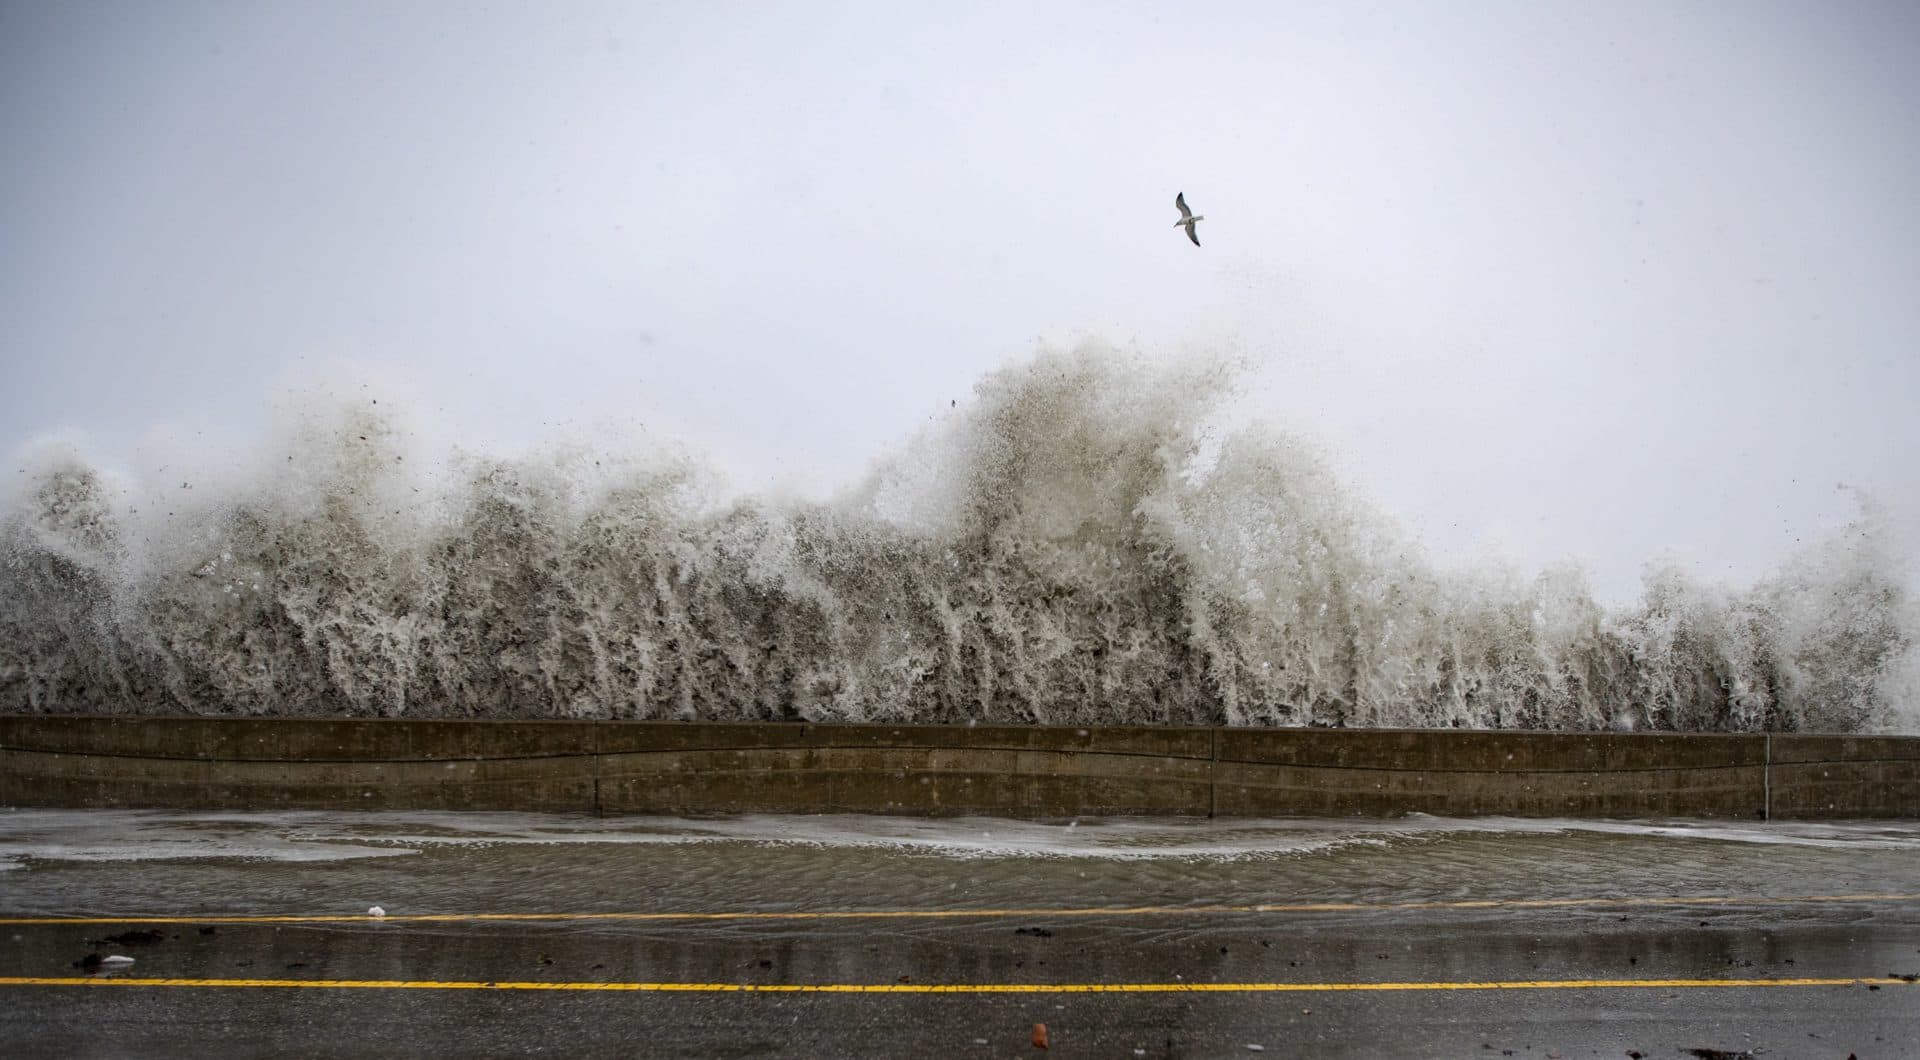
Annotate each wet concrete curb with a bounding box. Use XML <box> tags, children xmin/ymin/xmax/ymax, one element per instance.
<box><xmin>1</xmin><ymin>717</ymin><xmax>1914</xmax><ymax>818</ymax></box>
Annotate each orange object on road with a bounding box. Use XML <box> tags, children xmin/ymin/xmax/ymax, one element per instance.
<box><xmin>1031</xmin><ymin>1022</ymin><xmax>1049</xmax><ymax>1049</ymax></box>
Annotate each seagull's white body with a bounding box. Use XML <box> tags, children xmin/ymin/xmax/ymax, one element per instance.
<box><xmin>1174</xmin><ymin>192</ymin><xmax>1204</xmax><ymax>246</ymax></box>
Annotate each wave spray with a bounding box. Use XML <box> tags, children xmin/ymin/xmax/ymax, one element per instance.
<box><xmin>4</xmin><ymin>344</ymin><xmax>1913</xmax><ymax>731</ymax></box>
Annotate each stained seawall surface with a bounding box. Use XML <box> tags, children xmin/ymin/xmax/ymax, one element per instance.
<box><xmin>1</xmin><ymin>717</ymin><xmax>1915</xmax><ymax>819</ymax></box>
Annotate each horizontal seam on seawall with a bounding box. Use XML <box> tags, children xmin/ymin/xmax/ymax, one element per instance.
<box><xmin>0</xmin><ymin>976</ymin><xmax>1915</xmax><ymax>993</ymax></box>
<box><xmin>0</xmin><ymin>745</ymin><xmax>1215</xmax><ymax>767</ymax></box>
<box><xmin>5</xmin><ymin>746</ymin><xmax>1793</xmax><ymax>773</ymax></box>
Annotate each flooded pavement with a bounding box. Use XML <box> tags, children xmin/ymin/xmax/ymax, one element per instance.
<box><xmin>2</xmin><ymin>811</ymin><xmax>1918</xmax><ymax>1057</ymax></box>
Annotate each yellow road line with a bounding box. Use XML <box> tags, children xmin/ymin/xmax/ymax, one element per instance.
<box><xmin>4</xmin><ymin>892</ymin><xmax>1918</xmax><ymax>927</ymax></box>
<box><xmin>0</xmin><ymin>976</ymin><xmax>1913</xmax><ymax>993</ymax></box>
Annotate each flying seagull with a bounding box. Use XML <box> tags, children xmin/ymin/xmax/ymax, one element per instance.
<box><xmin>1174</xmin><ymin>192</ymin><xmax>1204</xmax><ymax>246</ymax></box>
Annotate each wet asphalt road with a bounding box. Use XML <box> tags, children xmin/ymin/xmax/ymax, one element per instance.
<box><xmin>2</xmin><ymin>811</ymin><xmax>1918</xmax><ymax>1058</ymax></box>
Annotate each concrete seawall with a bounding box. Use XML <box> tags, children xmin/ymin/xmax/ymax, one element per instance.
<box><xmin>2</xmin><ymin>716</ymin><xmax>1915</xmax><ymax>819</ymax></box>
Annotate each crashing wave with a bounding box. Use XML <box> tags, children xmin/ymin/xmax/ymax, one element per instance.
<box><xmin>2</xmin><ymin>344</ymin><xmax>1913</xmax><ymax>731</ymax></box>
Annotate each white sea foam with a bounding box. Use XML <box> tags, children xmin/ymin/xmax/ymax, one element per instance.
<box><xmin>0</xmin><ymin>810</ymin><xmax>418</xmax><ymax>865</ymax></box>
<box><xmin>4</xmin><ymin>811</ymin><xmax>1917</xmax><ymax>867</ymax></box>
<box><xmin>3</xmin><ymin>343</ymin><xmax>1914</xmax><ymax>730</ymax></box>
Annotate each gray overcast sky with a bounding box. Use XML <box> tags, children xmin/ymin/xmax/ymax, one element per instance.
<box><xmin>3</xmin><ymin>0</ymin><xmax>1917</xmax><ymax>603</ymax></box>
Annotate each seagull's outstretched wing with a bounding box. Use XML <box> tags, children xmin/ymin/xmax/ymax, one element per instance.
<box><xmin>1175</xmin><ymin>192</ymin><xmax>1193</xmax><ymax>221</ymax></box>
<box><xmin>1186</xmin><ymin>225</ymin><xmax>1201</xmax><ymax>247</ymax></box>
